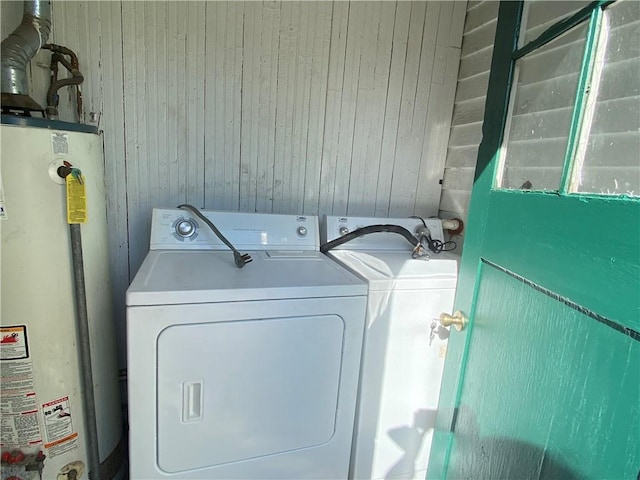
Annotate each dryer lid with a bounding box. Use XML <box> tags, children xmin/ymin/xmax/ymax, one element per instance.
<box><xmin>126</xmin><ymin>249</ymin><xmax>367</xmax><ymax>306</ymax></box>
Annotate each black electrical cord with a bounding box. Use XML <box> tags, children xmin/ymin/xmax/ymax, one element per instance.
<box><xmin>411</xmin><ymin>215</ymin><xmax>457</xmax><ymax>253</ymax></box>
<box><xmin>177</xmin><ymin>204</ymin><xmax>252</xmax><ymax>268</ymax></box>
<box><xmin>420</xmin><ymin>235</ymin><xmax>457</xmax><ymax>254</ymax></box>
<box><xmin>320</xmin><ymin>224</ymin><xmax>427</xmax><ymax>257</ymax></box>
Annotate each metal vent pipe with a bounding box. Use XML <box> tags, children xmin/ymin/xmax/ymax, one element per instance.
<box><xmin>1</xmin><ymin>0</ymin><xmax>52</xmax><ymax>96</ymax></box>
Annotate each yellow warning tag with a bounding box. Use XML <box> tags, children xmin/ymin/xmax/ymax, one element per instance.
<box><xmin>66</xmin><ymin>175</ymin><xmax>87</xmax><ymax>224</ymax></box>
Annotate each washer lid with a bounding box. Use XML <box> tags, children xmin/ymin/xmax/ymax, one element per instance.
<box><xmin>327</xmin><ymin>250</ymin><xmax>459</xmax><ymax>291</ymax></box>
<box><xmin>126</xmin><ymin>250</ymin><xmax>367</xmax><ymax>306</ymax></box>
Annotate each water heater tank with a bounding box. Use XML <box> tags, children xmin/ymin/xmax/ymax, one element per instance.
<box><xmin>0</xmin><ymin>117</ymin><xmax>124</xmax><ymax>480</ymax></box>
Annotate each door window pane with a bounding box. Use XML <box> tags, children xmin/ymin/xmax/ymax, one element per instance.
<box><xmin>521</xmin><ymin>1</ymin><xmax>592</xmax><ymax>46</ymax></box>
<box><xmin>571</xmin><ymin>0</ymin><xmax>640</xmax><ymax>197</ymax></box>
<box><xmin>498</xmin><ymin>23</ymin><xmax>588</xmax><ymax>191</ymax></box>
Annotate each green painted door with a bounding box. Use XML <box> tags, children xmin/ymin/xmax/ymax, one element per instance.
<box><xmin>428</xmin><ymin>1</ymin><xmax>640</xmax><ymax>479</ymax></box>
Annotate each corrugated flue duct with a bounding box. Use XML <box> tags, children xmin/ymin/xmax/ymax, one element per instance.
<box><xmin>1</xmin><ymin>0</ymin><xmax>51</xmax><ymax>112</ymax></box>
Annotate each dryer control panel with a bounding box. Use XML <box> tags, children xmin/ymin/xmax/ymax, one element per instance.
<box><xmin>150</xmin><ymin>208</ymin><xmax>320</xmax><ymax>251</ymax></box>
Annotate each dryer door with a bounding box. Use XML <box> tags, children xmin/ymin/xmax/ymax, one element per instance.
<box><xmin>157</xmin><ymin>314</ymin><xmax>342</xmax><ymax>472</ymax></box>
<box><xmin>127</xmin><ymin>296</ymin><xmax>366</xmax><ymax>479</ymax></box>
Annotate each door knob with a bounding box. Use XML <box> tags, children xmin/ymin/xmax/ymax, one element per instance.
<box><xmin>439</xmin><ymin>311</ymin><xmax>468</xmax><ymax>331</ymax></box>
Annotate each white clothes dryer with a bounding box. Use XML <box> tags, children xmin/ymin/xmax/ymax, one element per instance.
<box><xmin>321</xmin><ymin>216</ymin><xmax>459</xmax><ymax>480</ymax></box>
<box><xmin>127</xmin><ymin>208</ymin><xmax>368</xmax><ymax>479</ymax></box>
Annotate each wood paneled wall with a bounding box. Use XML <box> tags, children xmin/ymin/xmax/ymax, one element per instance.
<box><xmin>1</xmin><ymin>1</ymin><xmax>467</xmax><ymax>367</ymax></box>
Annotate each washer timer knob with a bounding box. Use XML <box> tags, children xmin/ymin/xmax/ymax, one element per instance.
<box><xmin>297</xmin><ymin>226</ymin><xmax>308</xmax><ymax>236</ymax></box>
<box><xmin>176</xmin><ymin>219</ymin><xmax>197</xmax><ymax>238</ymax></box>
<box><xmin>339</xmin><ymin>226</ymin><xmax>349</xmax><ymax>236</ymax></box>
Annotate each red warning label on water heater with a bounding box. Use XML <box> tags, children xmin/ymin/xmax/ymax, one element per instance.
<box><xmin>0</xmin><ymin>325</ymin><xmax>29</xmax><ymax>360</ymax></box>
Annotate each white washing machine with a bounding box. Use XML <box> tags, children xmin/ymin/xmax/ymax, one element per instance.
<box><xmin>321</xmin><ymin>216</ymin><xmax>459</xmax><ymax>480</ymax></box>
<box><xmin>126</xmin><ymin>208</ymin><xmax>368</xmax><ymax>479</ymax></box>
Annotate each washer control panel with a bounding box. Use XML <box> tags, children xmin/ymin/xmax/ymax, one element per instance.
<box><xmin>150</xmin><ymin>208</ymin><xmax>320</xmax><ymax>251</ymax></box>
<box><xmin>321</xmin><ymin>215</ymin><xmax>445</xmax><ymax>251</ymax></box>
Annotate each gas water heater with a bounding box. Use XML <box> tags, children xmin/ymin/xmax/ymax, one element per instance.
<box><xmin>0</xmin><ymin>116</ymin><xmax>124</xmax><ymax>480</ymax></box>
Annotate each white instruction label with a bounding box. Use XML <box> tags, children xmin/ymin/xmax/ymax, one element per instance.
<box><xmin>51</xmin><ymin>132</ymin><xmax>70</xmax><ymax>155</ymax></box>
<box><xmin>0</xmin><ymin>340</ymin><xmax>42</xmax><ymax>447</ymax></box>
<box><xmin>42</xmin><ymin>396</ymin><xmax>74</xmax><ymax>444</ymax></box>
<box><xmin>45</xmin><ymin>432</ymin><xmax>79</xmax><ymax>458</ymax></box>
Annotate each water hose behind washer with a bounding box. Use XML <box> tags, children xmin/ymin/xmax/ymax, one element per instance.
<box><xmin>320</xmin><ymin>224</ymin><xmax>424</xmax><ymax>256</ymax></box>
